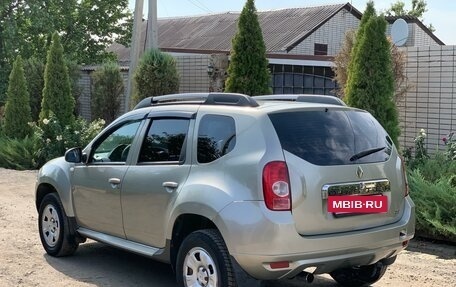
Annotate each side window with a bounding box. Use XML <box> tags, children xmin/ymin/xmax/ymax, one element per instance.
<box><xmin>197</xmin><ymin>115</ymin><xmax>236</xmax><ymax>164</ymax></box>
<box><xmin>138</xmin><ymin>119</ymin><xmax>190</xmax><ymax>163</ymax></box>
<box><xmin>92</xmin><ymin>121</ymin><xmax>141</xmax><ymax>163</ymax></box>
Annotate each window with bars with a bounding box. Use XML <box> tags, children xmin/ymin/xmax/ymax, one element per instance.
<box><xmin>269</xmin><ymin>64</ymin><xmax>336</xmax><ymax>96</ymax></box>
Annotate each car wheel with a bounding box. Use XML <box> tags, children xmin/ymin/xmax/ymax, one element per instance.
<box><xmin>176</xmin><ymin>229</ymin><xmax>236</xmax><ymax>287</ymax></box>
<box><xmin>38</xmin><ymin>193</ymin><xmax>78</xmax><ymax>257</ymax></box>
<box><xmin>330</xmin><ymin>262</ymin><xmax>388</xmax><ymax>287</ymax></box>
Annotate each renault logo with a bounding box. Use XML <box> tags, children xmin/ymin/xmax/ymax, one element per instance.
<box><xmin>356</xmin><ymin>166</ymin><xmax>364</xmax><ymax>179</ymax></box>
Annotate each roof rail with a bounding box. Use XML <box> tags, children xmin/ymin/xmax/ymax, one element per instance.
<box><xmin>133</xmin><ymin>93</ymin><xmax>259</xmax><ymax>110</ymax></box>
<box><xmin>255</xmin><ymin>94</ymin><xmax>346</xmax><ymax>106</ymax></box>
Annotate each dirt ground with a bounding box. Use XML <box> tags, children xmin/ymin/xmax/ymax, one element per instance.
<box><xmin>0</xmin><ymin>168</ymin><xmax>454</xmax><ymax>287</ymax></box>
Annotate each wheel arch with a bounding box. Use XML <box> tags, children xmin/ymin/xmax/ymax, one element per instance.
<box><xmin>169</xmin><ymin>213</ymin><xmax>220</xmax><ymax>269</ymax></box>
<box><xmin>36</xmin><ymin>160</ymin><xmax>75</xmax><ymax>217</ymax></box>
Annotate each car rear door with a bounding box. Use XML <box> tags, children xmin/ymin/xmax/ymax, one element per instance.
<box><xmin>121</xmin><ymin>112</ymin><xmax>194</xmax><ymax>248</ymax></box>
<box><xmin>268</xmin><ymin>107</ymin><xmax>407</xmax><ymax>235</ymax></box>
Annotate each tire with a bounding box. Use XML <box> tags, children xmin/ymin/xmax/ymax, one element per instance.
<box><xmin>330</xmin><ymin>262</ymin><xmax>388</xmax><ymax>287</ymax></box>
<box><xmin>38</xmin><ymin>193</ymin><xmax>78</xmax><ymax>257</ymax></box>
<box><xmin>176</xmin><ymin>229</ymin><xmax>236</xmax><ymax>287</ymax></box>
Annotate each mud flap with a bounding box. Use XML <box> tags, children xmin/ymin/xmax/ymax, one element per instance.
<box><xmin>230</xmin><ymin>256</ymin><xmax>266</xmax><ymax>287</ymax></box>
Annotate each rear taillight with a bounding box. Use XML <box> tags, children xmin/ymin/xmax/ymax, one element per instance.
<box><xmin>400</xmin><ymin>157</ymin><xmax>409</xmax><ymax>197</ymax></box>
<box><xmin>262</xmin><ymin>161</ymin><xmax>291</xmax><ymax>211</ymax></box>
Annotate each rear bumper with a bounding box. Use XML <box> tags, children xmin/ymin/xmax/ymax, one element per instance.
<box><xmin>215</xmin><ymin>196</ymin><xmax>415</xmax><ymax>280</ymax></box>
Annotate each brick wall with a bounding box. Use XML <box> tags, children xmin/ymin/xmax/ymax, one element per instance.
<box><xmin>78</xmin><ymin>54</ymin><xmax>211</xmax><ymax>120</ymax></box>
<box><xmin>399</xmin><ymin>46</ymin><xmax>456</xmax><ymax>152</ymax></box>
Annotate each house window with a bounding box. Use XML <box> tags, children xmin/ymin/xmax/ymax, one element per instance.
<box><xmin>270</xmin><ymin>64</ymin><xmax>336</xmax><ymax>96</ymax></box>
<box><xmin>314</xmin><ymin>43</ymin><xmax>328</xmax><ymax>56</ymax></box>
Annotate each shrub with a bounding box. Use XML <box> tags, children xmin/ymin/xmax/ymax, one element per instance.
<box><xmin>133</xmin><ymin>48</ymin><xmax>179</xmax><ymax>107</ymax></box>
<box><xmin>40</xmin><ymin>32</ymin><xmax>75</xmax><ymax>126</ymax></box>
<box><xmin>3</xmin><ymin>55</ymin><xmax>32</xmax><ymax>139</ymax></box>
<box><xmin>442</xmin><ymin>131</ymin><xmax>456</xmax><ymax>160</ymax></box>
<box><xmin>410</xmin><ymin>153</ymin><xmax>456</xmax><ymax>183</ymax></box>
<box><xmin>92</xmin><ymin>62</ymin><xmax>123</xmax><ymax>124</ymax></box>
<box><xmin>225</xmin><ymin>0</ymin><xmax>271</xmax><ymax>95</ymax></box>
<box><xmin>32</xmin><ymin>114</ymin><xmax>105</xmax><ymax>166</ymax></box>
<box><xmin>0</xmin><ymin>136</ymin><xmax>38</xmax><ymax>170</ymax></box>
<box><xmin>408</xmin><ymin>169</ymin><xmax>456</xmax><ymax>242</ymax></box>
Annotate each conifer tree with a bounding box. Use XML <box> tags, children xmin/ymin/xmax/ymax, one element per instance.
<box><xmin>133</xmin><ymin>48</ymin><xmax>179</xmax><ymax>107</ymax></box>
<box><xmin>92</xmin><ymin>62</ymin><xmax>123</xmax><ymax>124</ymax></box>
<box><xmin>3</xmin><ymin>55</ymin><xmax>32</xmax><ymax>138</ymax></box>
<box><xmin>24</xmin><ymin>57</ymin><xmax>45</xmax><ymax>121</ymax></box>
<box><xmin>225</xmin><ymin>0</ymin><xmax>271</xmax><ymax>95</ymax></box>
<box><xmin>347</xmin><ymin>1</ymin><xmax>376</xmax><ymax>77</ymax></box>
<box><xmin>345</xmin><ymin>11</ymin><xmax>400</xmax><ymax>145</ymax></box>
<box><xmin>40</xmin><ymin>32</ymin><xmax>74</xmax><ymax>125</ymax></box>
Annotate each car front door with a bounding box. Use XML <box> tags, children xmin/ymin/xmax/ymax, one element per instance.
<box><xmin>72</xmin><ymin>119</ymin><xmax>143</xmax><ymax>238</ymax></box>
<box><xmin>121</xmin><ymin>114</ymin><xmax>193</xmax><ymax>247</ymax></box>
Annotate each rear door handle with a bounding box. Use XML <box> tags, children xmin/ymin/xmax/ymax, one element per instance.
<box><xmin>108</xmin><ymin>178</ymin><xmax>121</xmax><ymax>188</ymax></box>
<box><xmin>162</xmin><ymin>182</ymin><xmax>178</xmax><ymax>193</ymax></box>
<box><xmin>162</xmin><ymin>182</ymin><xmax>178</xmax><ymax>188</ymax></box>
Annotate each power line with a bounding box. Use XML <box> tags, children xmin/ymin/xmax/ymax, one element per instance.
<box><xmin>194</xmin><ymin>0</ymin><xmax>212</xmax><ymax>12</ymax></box>
<box><xmin>186</xmin><ymin>0</ymin><xmax>211</xmax><ymax>13</ymax></box>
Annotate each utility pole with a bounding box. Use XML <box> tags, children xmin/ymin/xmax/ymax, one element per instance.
<box><xmin>146</xmin><ymin>0</ymin><xmax>158</xmax><ymax>49</ymax></box>
<box><xmin>125</xmin><ymin>0</ymin><xmax>144</xmax><ymax>112</ymax></box>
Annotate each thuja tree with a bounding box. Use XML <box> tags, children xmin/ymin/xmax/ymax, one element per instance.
<box><xmin>23</xmin><ymin>57</ymin><xmax>45</xmax><ymax>121</ymax></box>
<box><xmin>92</xmin><ymin>62</ymin><xmax>124</xmax><ymax>124</ymax></box>
<box><xmin>40</xmin><ymin>33</ymin><xmax>74</xmax><ymax>125</ymax></box>
<box><xmin>225</xmin><ymin>0</ymin><xmax>271</xmax><ymax>95</ymax></box>
<box><xmin>345</xmin><ymin>14</ymin><xmax>400</xmax><ymax>145</ymax></box>
<box><xmin>345</xmin><ymin>1</ymin><xmax>376</xmax><ymax>82</ymax></box>
<box><xmin>3</xmin><ymin>55</ymin><xmax>32</xmax><ymax>138</ymax></box>
<box><xmin>133</xmin><ymin>48</ymin><xmax>179</xmax><ymax>107</ymax></box>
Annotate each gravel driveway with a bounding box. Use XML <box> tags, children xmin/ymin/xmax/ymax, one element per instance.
<box><xmin>0</xmin><ymin>168</ymin><xmax>454</xmax><ymax>286</ymax></box>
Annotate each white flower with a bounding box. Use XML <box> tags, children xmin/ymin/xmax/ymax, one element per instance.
<box><xmin>74</xmin><ymin>130</ymin><xmax>80</xmax><ymax>135</ymax></box>
<box><xmin>420</xmin><ymin>128</ymin><xmax>426</xmax><ymax>134</ymax></box>
<box><xmin>43</xmin><ymin>119</ymin><xmax>50</xmax><ymax>125</ymax></box>
<box><xmin>46</xmin><ymin>138</ymin><xmax>51</xmax><ymax>144</ymax></box>
<box><xmin>56</xmin><ymin>135</ymin><xmax>63</xmax><ymax>141</ymax></box>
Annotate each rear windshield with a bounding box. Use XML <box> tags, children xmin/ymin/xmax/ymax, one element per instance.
<box><xmin>269</xmin><ymin>110</ymin><xmax>392</xmax><ymax>166</ymax></box>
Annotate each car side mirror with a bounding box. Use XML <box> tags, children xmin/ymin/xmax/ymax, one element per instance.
<box><xmin>65</xmin><ymin>147</ymin><xmax>83</xmax><ymax>163</ymax></box>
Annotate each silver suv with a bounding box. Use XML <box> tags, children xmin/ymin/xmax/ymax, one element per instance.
<box><xmin>35</xmin><ymin>93</ymin><xmax>415</xmax><ymax>287</ymax></box>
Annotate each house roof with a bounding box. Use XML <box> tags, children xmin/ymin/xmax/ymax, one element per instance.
<box><xmin>109</xmin><ymin>3</ymin><xmax>444</xmax><ymax>63</ymax></box>
<box><xmin>157</xmin><ymin>3</ymin><xmax>361</xmax><ymax>52</ymax></box>
<box><xmin>385</xmin><ymin>16</ymin><xmax>444</xmax><ymax>45</ymax></box>
<box><xmin>110</xmin><ymin>3</ymin><xmax>362</xmax><ymax>62</ymax></box>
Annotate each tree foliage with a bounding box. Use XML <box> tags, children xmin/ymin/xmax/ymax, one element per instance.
<box><xmin>40</xmin><ymin>33</ymin><xmax>74</xmax><ymax>126</ymax></box>
<box><xmin>386</xmin><ymin>0</ymin><xmax>434</xmax><ymax>32</ymax></box>
<box><xmin>3</xmin><ymin>55</ymin><xmax>32</xmax><ymax>139</ymax></box>
<box><xmin>0</xmin><ymin>0</ymin><xmax>132</xmax><ymax>105</ymax></box>
<box><xmin>333</xmin><ymin>30</ymin><xmax>412</xmax><ymax>104</ymax></box>
<box><xmin>23</xmin><ymin>57</ymin><xmax>45</xmax><ymax>121</ymax></box>
<box><xmin>92</xmin><ymin>62</ymin><xmax>124</xmax><ymax>124</ymax></box>
<box><xmin>345</xmin><ymin>4</ymin><xmax>400</xmax><ymax>146</ymax></box>
<box><xmin>225</xmin><ymin>0</ymin><xmax>271</xmax><ymax>96</ymax></box>
<box><xmin>133</xmin><ymin>48</ymin><xmax>179</xmax><ymax>107</ymax></box>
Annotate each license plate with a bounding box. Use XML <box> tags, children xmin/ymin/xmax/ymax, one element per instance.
<box><xmin>327</xmin><ymin>195</ymin><xmax>388</xmax><ymax>214</ymax></box>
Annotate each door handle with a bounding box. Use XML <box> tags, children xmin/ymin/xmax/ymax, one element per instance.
<box><xmin>108</xmin><ymin>178</ymin><xmax>121</xmax><ymax>188</ymax></box>
<box><xmin>162</xmin><ymin>182</ymin><xmax>178</xmax><ymax>193</ymax></box>
<box><xmin>162</xmin><ymin>182</ymin><xmax>178</xmax><ymax>188</ymax></box>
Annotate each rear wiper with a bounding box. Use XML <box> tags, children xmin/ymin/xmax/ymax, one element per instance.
<box><xmin>349</xmin><ymin>147</ymin><xmax>386</xmax><ymax>162</ymax></box>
